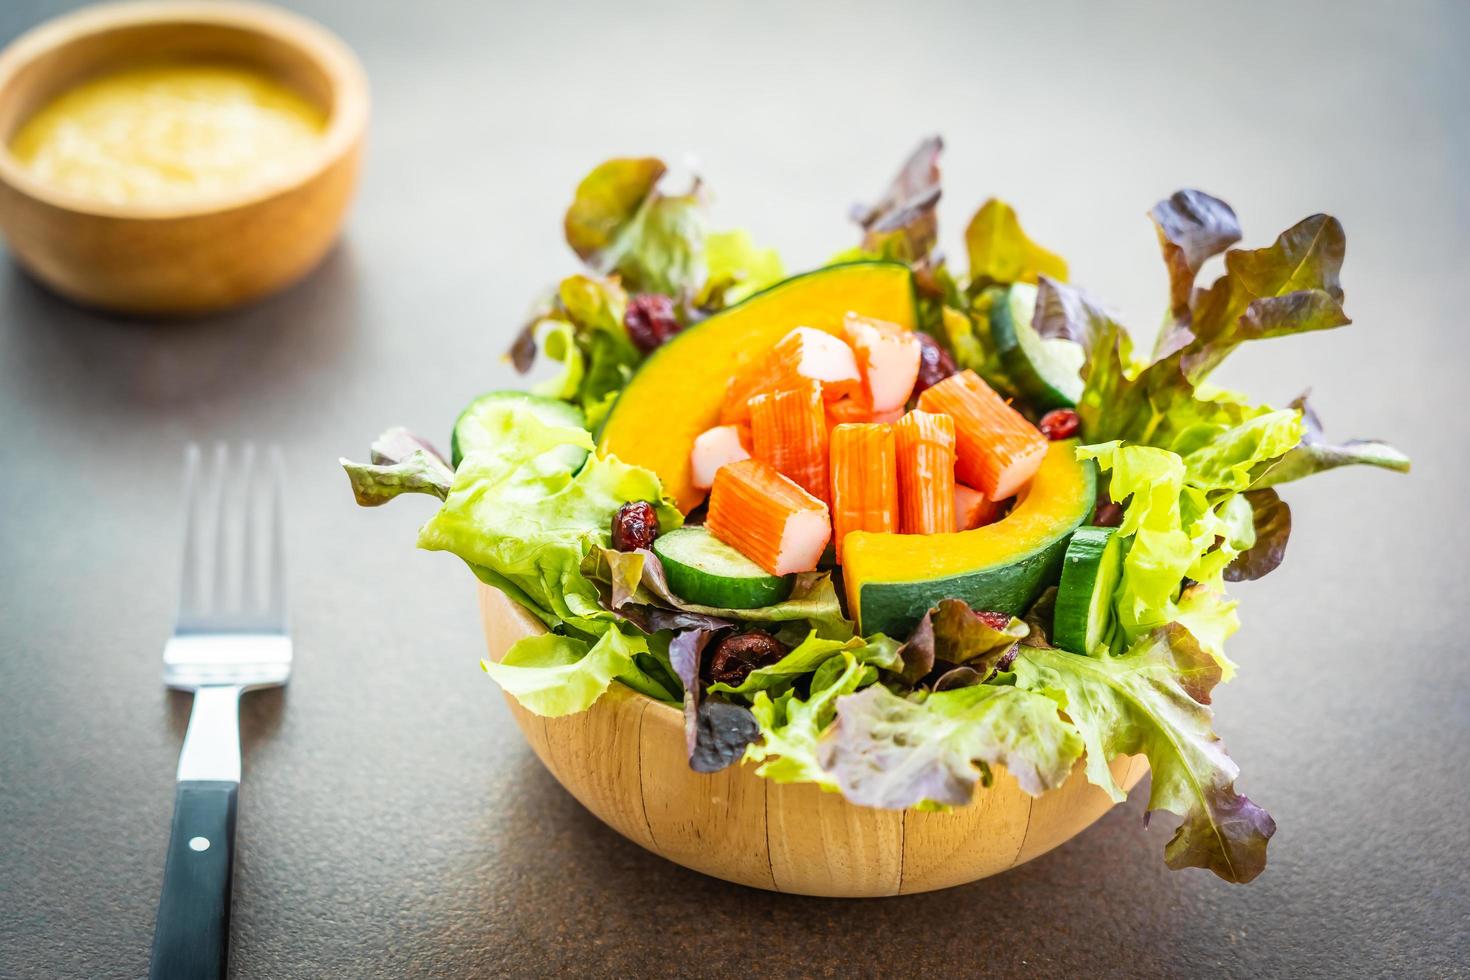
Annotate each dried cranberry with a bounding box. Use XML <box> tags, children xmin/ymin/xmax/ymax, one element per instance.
<box><xmin>912</xmin><ymin>332</ymin><xmax>958</xmax><ymax>396</ymax></box>
<box><xmin>1093</xmin><ymin>499</ymin><xmax>1124</xmax><ymax>528</ymax></box>
<box><xmin>1039</xmin><ymin>408</ymin><xmax>1080</xmax><ymax>440</ymax></box>
<box><xmin>976</xmin><ymin>610</ymin><xmax>1012</xmax><ymax>631</ymax></box>
<box><xmin>611</xmin><ymin>501</ymin><xmax>659</xmax><ymax>551</ymax></box>
<box><xmin>624</xmin><ymin>294</ymin><xmax>681</xmax><ymax>354</ymax></box>
<box><xmin>706</xmin><ymin>631</ymin><xmax>787</xmax><ymax>687</ymax></box>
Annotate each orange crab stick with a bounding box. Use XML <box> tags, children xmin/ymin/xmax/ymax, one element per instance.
<box><xmin>829</xmin><ymin>423</ymin><xmax>899</xmax><ymax>561</ymax></box>
<box><xmin>894</xmin><ymin>410</ymin><xmax>957</xmax><ymax>535</ymax></box>
<box><xmin>722</xmin><ymin>326</ymin><xmax>862</xmax><ymax>423</ymax></box>
<box><xmin>843</xmin><ymin>314</ymin><xmax>922</xmax><ymax>412</ymax></box>
<box><xmin>917</xmin><ymin>370</ymin><xmax>1047</xmax><ymax>500</ymax></box>
<box><xmin>825</xmin><ymin>395</ymin><xmax>873</xmax><ymax>432</ymax></box>
<box><xmin>749</xmin><ymin>380</ymin><xmax>830</xmax><ymax>505</ymax></box>
<box><xmin>707</xmin><ymin>458</ymin><xmax>831</xmax><ymax>576</ymax></box>
<box><xmin>954</xmin><ymin>483</ymin><xmax>1002</xmax><ymax>531</ymax></box>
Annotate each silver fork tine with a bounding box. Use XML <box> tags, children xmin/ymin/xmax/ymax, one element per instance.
<box><xmin>211</xmin><ymin>442</ymin><xmax>231</xmax><ymax>615</ymax></box>
<box><xmin>238</xmin><ymin>442</ymin><xmax>258</xmax><ymax>614</ymax></box>
<box><xmin>264</xmin><ymin>445</ymin><xmax>288</xmax><ymax>627</ymax></box>
<box><xmin>177</xmin><ymin>443</ymin><xmax>203</xmax><ymax>621</ymax></box>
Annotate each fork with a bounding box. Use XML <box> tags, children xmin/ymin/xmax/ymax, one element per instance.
<box><xmin>149</xmin><ymin>444</ymin><xmax>291</xmax><ymax>980</ymax></box>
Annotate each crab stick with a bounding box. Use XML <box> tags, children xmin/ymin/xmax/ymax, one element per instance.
<box><xmin>954</xmin><ymin>483</ymin><xmax>1002</xmax><ymax>531</ymax></box>
<box><xmin>894</xmin><ymin>410</ymin><xmax>957</xmax><ymax>535</ymax></box>
<box><xmin>749</xmin><ymin>380</ymin><xmax>830</xmax><ymax>505</ymax></box>
<box><xmin>829</xmin><ymin>423</ymin><xmax>899</xmax><ymax>562</ymax></box>
<box><xmin>690</xmin><ymin>424</ymin><xmax>751</xmax><ymax>490</ymax></box>
<box><xmin>825</xmin><ymin>395</ymin><xmax>872</xmax><ymax>432</ymax></box>
<box><xmin>843</xmin><ymin>314</ymin><xmax>922</xmax><ymax>412</ymax></box>
<box><xmin>707</xmin><ymin>458</ymin><xmax>831</xmax><ymax>576</ymax></box>
<box><xmin>721</xmin><ymin>326</ymin><xmax>862</xmax><ymax>423</ymax></box>
<box><xmin>917</xmin><ymin>370</ymin><xmax>1047</xmax><ymax>500</ymax></box>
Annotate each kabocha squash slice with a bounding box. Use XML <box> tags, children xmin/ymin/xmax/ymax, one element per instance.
<box><xmin>843</xmin><ymin>440</ymin><xmax>1095</xmax><ymax>637</ymax></box>
<box><xmin>598</xmin><ymin>261</ymin><xmax>917</xmax><ymax>512</ymax></box>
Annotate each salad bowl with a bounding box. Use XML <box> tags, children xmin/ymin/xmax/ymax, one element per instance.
<box><xmin>480</xmin><ymin>583</ymin><xmax>1147</xmax><ymax>896</ymax></box>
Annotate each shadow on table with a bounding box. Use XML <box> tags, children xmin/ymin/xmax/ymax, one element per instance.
<box><xmin>0</xmin><ymin>243</ymin><xmax>361</xmax><ymax>414</ymax></box>
<box><xmin>432</xmin><ymin>751</ymin><xmax>1198</xmax><ymax>978</ymax></box>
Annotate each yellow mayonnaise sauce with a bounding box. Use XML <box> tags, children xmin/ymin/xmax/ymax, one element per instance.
<box><xmin>8</xmin><ymin>62</ymin><xmax>327</xmax><ymax>207</ymax></box>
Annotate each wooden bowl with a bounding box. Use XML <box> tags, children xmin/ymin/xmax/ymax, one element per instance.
<box><xmin>0</xmin><ymin>1</ymin><xmax>368</xmax><ymax>316</ymax></box>
<box><xmin>479</xmin><ymin>584</ymin><xmax>1149</xmax><ymax>897</ymax></box>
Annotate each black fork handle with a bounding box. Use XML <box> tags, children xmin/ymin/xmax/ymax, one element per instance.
<box><xmin>148</xmin><ymin>780</ymin><xmax>238</xmax><ymax>980</ymax></box>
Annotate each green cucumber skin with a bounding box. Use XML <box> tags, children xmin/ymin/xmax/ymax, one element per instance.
<box><xmin>1053</xmin><ymin>526</ymin><xmax>1121</xmax><ymax>654</ymax></box>
<box><xmin>857</xmin><ymin>536</ymin><xmax>1070</xmax><ymax>639</ymax></box>
<box><xmin>659</xmin><ymin>558</ymin><xmax>792</xmax><ymax>610</ymax></box>
<box><xmin>990</xmin><ymin>285</ymin><xmax>1081</xmax><ymax>412</ymax></box>
<box><xmin>653</xmin><ymin>528</ymin><xmax>794</xmax><ymax>610</ymax></box>
<box><xmin>450</xmin><ymin>391</ymin><xmax>587</xmax><ymax>469</ymax></box>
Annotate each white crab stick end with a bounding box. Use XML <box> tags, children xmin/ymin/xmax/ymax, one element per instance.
<box><xmin>843</xmin><ymin>315</ymin><xmax>922</xmax><ymax>412</ymax></box>
<box><xmin>783</xmin><ymin>326</ymin><xmax>861</xmax><ymax>393</ymax></box>
<box><xmin>776</xmin><ymin>507</ymin><xmax>832</xmax><ymax>574</ymax></box>
<box><xmin>691</xmin><ymin>425</ymin><xmax>751</xmax><ymax>490</ymax></box>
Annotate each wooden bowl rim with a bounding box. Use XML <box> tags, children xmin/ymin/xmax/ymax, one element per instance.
<box><xmin>0</xmin><ymin>0</ymin><xmax>369</xmax><ymax>221</ymax></box>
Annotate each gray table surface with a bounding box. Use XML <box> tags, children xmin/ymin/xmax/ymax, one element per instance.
<box><xmin>2</xmin><ymin>0</ymin><xmax>1467</xmax><ymax>976</ymax></box>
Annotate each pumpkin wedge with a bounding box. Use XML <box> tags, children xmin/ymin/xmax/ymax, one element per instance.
<box><xmin>598</xmin><ymin>262</ymin><xmax>917</xmax><ymax>512</ymax></box>
<box><xmin>843</xmin><ymin>440</ymin><xmax>1095</xmax><ymax>637</ymax></box>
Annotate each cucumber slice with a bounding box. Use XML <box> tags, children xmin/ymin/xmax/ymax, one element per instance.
<box><xmin>652</xmin><ymin>526</ymin><xmax>794</xmax><ymax>610</ymax></box>
<box><xmin>989</xmin><ymin>283</ymin><xmax>1084</xmax><ymax>411</ymax></box>
<box><xmin>450</xmin><ymin>391</ymin><xmax>588</xmax><ymax>470</ymax></box>
<box><xmin>1053</xmin><ymin>526</ymin><xmax>1122</xmax><ymax>654</ymax></box>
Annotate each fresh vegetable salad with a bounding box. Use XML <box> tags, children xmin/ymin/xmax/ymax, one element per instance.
<box><xmin>342</xmin><ymin>139</ymin><xmax>1408</xmax><ymax>883</ymax></box>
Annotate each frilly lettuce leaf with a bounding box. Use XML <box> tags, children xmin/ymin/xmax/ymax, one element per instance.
<box><xmin>896</xmin><ymin>599</ymin><xmax>1028</xmax><ymax>684</ymax></box>
<box><xmin>849</xmin><ymin>135</ymin><xmax>943</xmax><ymax>263</ymax></box>
<box><xmin>700</xmin><ymin>229</ymin><xmax>785</xmax><ymax>308</ymax></box>
<box><xmin>744</xmin><ymin>652</ymin><xmax>872</xmax><ymax>790</ymax></box>
<box><xmin>416</xmin><ymin>404</ymin><xmax>680</xmax><ymax>631</ymax></box>
<box><xmin>964</xmin><ymin>198</ymin><xmax>1068</xmax><ymax>290</ymax></box>
<box><xmin>339</xmin><ymin>427</ymin><xmax>454</xmax><ymax>505</ymax></box>
<box><xmin>1250</xmin><ymin>392</ymin><xmax>1411</xmax><ymax>488</ymax></box>
<box><xmin>708</xmin><ymin>632</ymin><xmax>899</xmax><ymax>698</ymax></box>
<box><xmin>1014</xmin><ymin>626</ymin><xmax>1275</xmax><ymax>883</ymax></box>
<box><xmin>1078</xmin><ymin>422</ymin><xmax>1299</xmax><ymax>672</ymax></box>
<box><xmin>818</xmin><ymin>682</ymin><xmax>1083</xmax><ymax>808</ymax></box>
<box><xmin>1149</xmin><ymin>189</ymin><xmax>1242</xmax><ymax>330</ymax></box>
<box><xmin>484</xmin><ymin>627</ymin><xmax>664</xmax><ymax>717</ymax></box>
<box><xmin>1225</xmin><ymin>489</ymin><xmax>1291</xmax><ymax>582</ymax></box>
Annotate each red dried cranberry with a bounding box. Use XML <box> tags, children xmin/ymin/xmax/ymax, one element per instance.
<box><xmin>1093</xmin><ymin>498</ymin><xmax>1124</xmax><ymax>528</ymax></box>
<box><xmin>912</xmin><ymin>332</ymin><xmax>958</xmax><ymax>396</ymax></box>
<box><xmin>1039</xmin><ymin>408</ymin><xmax>1080</xmax><ymax>440</ymax></box>
<box><xmin>706</xmin><ymin>632</ymin><xmax>787</xmax><ymax>687</ymax></box>
<box><xmin>976</xmin><ymin>610</ymin><xmax>1012</xmax><ymax>630</ymax></box>
<box><xmin>624</xmin><ymin>294</ymin><xmax>681</xmax><ymax>354</ymax></box>
<box><xmin>611</xmin><ymin>501</ymin><xmax>659</xmax><ymax>551</ymax></box>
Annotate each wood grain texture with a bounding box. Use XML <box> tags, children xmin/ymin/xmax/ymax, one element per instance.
<box><xmin>0</xmin><ymin>2</ymin><xmax>368</xmax><ymax>315</ymax></box>
<box><xmin>478</xmin><ymin>583</ymin><xmax>1147</xmax><ymax>897</ymax></box>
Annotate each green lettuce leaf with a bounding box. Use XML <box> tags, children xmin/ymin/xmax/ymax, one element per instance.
<box><xmin>700</xmin><ymin>229</ymin><xmax>785</xmax><ymax>308</ymax></box>
<box><xmin>708</xmin><ymin>632</ymin><xmax>899</xmax><ymax>698</ymax></box>
<box><xmin>745</xmin><ymin>652</ymin><xmax>870</xmax><ymax>790</ymax></box>
<box><xmin>1251</xmin><ymin>392</ymin><xmax>1411</xmax><ymax>488</ymax></box>
<box><xmin>818</xmin><ymin>682</ymin><xmax>1083</xmax><ymax>808</ymax></box>
<box><xmin>416</xmin><ymin>404</ymin><xmax>679</xmax><ymax>630</ymax></box>
<box><xmin>1014</xmin><ymin>626</ymin><xmax>1275</xmax><ymax>883</ymax></box>
<box><xmin>964</xmin><ymin>198</ymin><xmax>1068</xmax><ymax>290</ymax></box>
<box><xmin>339</xmin><ymin>427</ymin><xmax>454</xmax><ymax>505</ymax></box>
<box><xmin>484</xmin><ymin>627</ymin><xmax>663</xmax><ymax>717</ymax></box>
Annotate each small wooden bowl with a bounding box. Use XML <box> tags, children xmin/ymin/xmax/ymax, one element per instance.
<box><xmin>479</xmin><ymin>584</ymin><xmax>1148</xmax><ymax>897</ymax></box>
<box><xmin>0</xmin><ymin>1</ymin><xmax>368</xmax><ymax>316</ymax></box>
